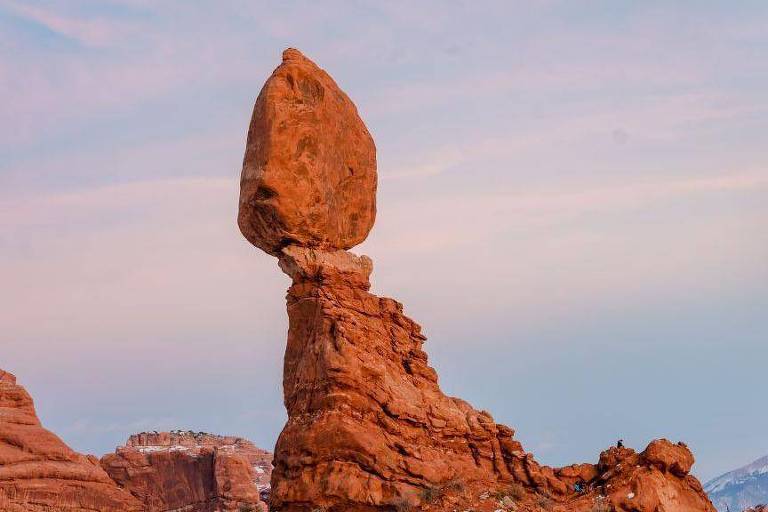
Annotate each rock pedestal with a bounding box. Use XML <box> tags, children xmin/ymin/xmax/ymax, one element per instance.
<box><xmin>271</xmin><ymin>246</ymin><xmax>518</xmax><ymax>509</ymax></box>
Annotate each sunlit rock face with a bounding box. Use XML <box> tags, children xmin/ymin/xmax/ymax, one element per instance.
<box><xmin>0</xmin><ymin>369</ymin><xmax>142</xmax><ymax>512</ymax></box>
<box><xmin>239</xmin><ymin>49</ymin><xmax>717</xmax><ymax>512</ymax></box>
<box><xmin>238</xmin><ymin>48</ymin><xmax>377</xmax><ymax>257</ymax></box>
<box><xmin>100</xmin><ymin>431</ymin><xmax>272</xmax><ymax>512</ymax></box>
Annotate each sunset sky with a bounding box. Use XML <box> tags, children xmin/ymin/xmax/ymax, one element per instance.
<box><xmin>1</xmin><ymin>1</ymin><xmax>767</xmax><ymax>481</ymax></box>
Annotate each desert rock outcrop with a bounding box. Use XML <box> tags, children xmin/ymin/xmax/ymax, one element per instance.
<box><xmin>101</xmin><ymin>431</ymin><xmax>271</xmax><ymax>512</ymax></box>
<box><xmin>240</xmin><ymin>49</ymin><xmax>717</xmax><ymax>512</ymax></box>
<box><xmin>0</xmin><ymin>369</ymin><xmax>142</xmax><ymax>512</ymax></box>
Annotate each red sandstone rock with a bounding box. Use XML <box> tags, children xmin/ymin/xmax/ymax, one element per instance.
<box><xmin>239</xmin><ymin>48</ymin><xmax>377</xmax><ymax>256</ymax></box>
<box><xmin>101</xmin><ymin>431</ymin><xmax>271</xmax><ymax>512</ymax></box>
<box><xmin>240</xmin><ymin>49</ymin><xmax>717</xmax><ymax>512</ymax></box>
<box><xmin>642</xmin><ymin>438</ymin><xmax>695</xmax><ymax>477</ymax></box>
<box><xmin>267</xmin><ymin>246</ymin><xmax>716</xmax><ymax>512</ymax></box>
<box><xmin>0</xmin><ymin>368</ymin><xmax>142</xmax><ymax>511</ymax></box>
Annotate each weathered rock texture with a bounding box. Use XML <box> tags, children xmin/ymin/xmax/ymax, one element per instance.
<box><xmin>240</xmin><ymin>49</ymin><xmax>717</xmax><ymax>512</ymax></box>
<box><xmin>238</xmin><ymin>48</ymin><xmax>377</xmax><ymax>256</ymax></box>
<box><xmin>101</xmin><ymin>431</ymin><xmax>271</xmax><ymax>512</ymax></box>
<box><xmin>0</xmin><ymin>368</ymin><xmax>142</xmax><ymax>512</ymax></box>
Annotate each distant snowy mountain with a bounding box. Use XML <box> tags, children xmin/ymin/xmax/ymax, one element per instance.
<box><xmin>705</xmin><ymin>455</ymin><xmax>768</xmax><ymax>511</ymax></box>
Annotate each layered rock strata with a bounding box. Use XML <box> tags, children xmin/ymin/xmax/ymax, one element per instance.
<box><xmin>0</xmin><ymin>369</ymin><xmax>142</xmax><ymax>512</ymax></box>
<box><xmin>239</xmin><ymin>49</ymin><xmax>717</xmax><ymax>512</ymax></box>
<box><xmin>101</xmin><ymin>431</ymin><xmax>271</xmax><ymax>512</ymax></box>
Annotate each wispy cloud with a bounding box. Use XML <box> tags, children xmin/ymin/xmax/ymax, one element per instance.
<box><xmin>0</xmin><ymin>0</ymin><xmax>135</xmax><ymax>47</ymax></box>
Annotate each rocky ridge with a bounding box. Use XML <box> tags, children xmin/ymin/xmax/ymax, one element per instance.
<box><xmin>0</xmin><ymin>368</ymin><xmax>142</xmax><ymax>511</ymax></box>
<box><xmin>238</xmin><ymin>48</ymin><xmax>718</xmax><ymax>512</ymax></box>
<box><xmin>101</xmin><ymin>431</ymin><xmax>271</xmax><ymax>512</ymax></box>
<box><xmin>705</xmin><ymin>454</ymin><xmax>768</xmax><ymax>512</ymax></box>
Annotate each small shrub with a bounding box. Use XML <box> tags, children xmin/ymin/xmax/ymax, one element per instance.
<box><xmin>442</xmin><ymin>479</ymin><xmax>465</xmax><ymax>493</ymax></box>
<box><xmin>392</xmin><ymin>489</ymin><xmax>420</xmax><ymax>512</ymax></box>
<box><xmin>393</xmin><ymin>499</ymin><xmax>413</xmax><ymax>512</ymax></box>
<box><xmin>591</xmin><ymin>500</ymin><xmax>612</xmax><ymax>512</ymax></box>
<box><xmin>497</xmin><ymin>482</ymin><xmax>526</xmax><ymax>501</ymax></box>
<box><xmin>537</xmin><ymin>494</ymin><xmax>553</xmax><ymax>511</ymax></box>
<box><xmin>420</xmin><ymin>486</ymin><xmax>442</xmax><ymax>504</ymax></box>
<box><xmin>418</xmin><ymin>479</ymin><xmax>465</xmax><ymax>505</ymax></box>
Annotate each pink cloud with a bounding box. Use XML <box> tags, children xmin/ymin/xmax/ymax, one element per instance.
<box><xmin>0</xmin><ymin>0</ymin><xmax>136</xmax><ymax>47</ymax></box>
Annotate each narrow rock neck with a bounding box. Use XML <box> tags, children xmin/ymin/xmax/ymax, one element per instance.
<box><xmin>277</xmin><ymin>245</ymin><xmax>373</xmax><ymax>290</ymax></box>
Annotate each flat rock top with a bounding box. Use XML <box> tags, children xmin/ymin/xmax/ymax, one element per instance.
<box><xmin>238</xmin><ymin>48</ymin><xmax>377</xmax><ymax>256</ymax></box>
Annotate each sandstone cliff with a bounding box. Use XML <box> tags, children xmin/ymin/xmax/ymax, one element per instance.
<box><xmin>101</xmin><ymin>431</ymin><xmax>271</xmax><ymax>512</ymax></box>
<box><xmin>238</xmin><ymin>49</ymin><xmax>718</xmax><ymax>512</ymax></box>
<box><xmin>0</xmin><ymin>368</ymin><xmax>142</xmax><ymax>512</ymax></box>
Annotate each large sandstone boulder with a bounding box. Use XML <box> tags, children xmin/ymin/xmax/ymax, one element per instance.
<box><xmin>642</xmin><ymin>438</ymin><xmax>695</xmax><ymax>477</ymax></box>
<box><xmin>239</xmin><ymin>49</ymin><xmax>716</xmax><ymax>512</ymax></box>
<box><xmin>101</xmin><ymin>431</ymin><xmax>272</xmax><ymax>512</ymax></box>
<box><xmin>238</xmin><ymin>48</ymin><xmax>377</xmax><ymax>256</ymax></box>
<box><xmin>0</xmin><ymin>369</ymin><xmax>142</xmax><ymax>511</ymax></box>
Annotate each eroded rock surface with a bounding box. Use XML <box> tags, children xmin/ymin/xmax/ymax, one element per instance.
<box><xmin>239</xmin><ymin>49</ymin><xmax>717</xmax><ymax>512</ymax></box>
<box><xmin>0</xmin><ymin>369</ymin><xmax>142</xmax><ymax>512</ymax></box>
<box><xmin>101</xmin><ymin>431</ymin><xmax>271</xmax><ymax>512</ymax></box>
<box><xmin>268</xmin><ymin>248</ymin><xmax>715</xmax><ymax>512</ymax></box>
<box><xmin>238</xmin><ymin>48</ymin><xmax>377</xmax><ymax>256</ymax></box>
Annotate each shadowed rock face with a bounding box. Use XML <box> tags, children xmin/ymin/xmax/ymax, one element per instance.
<box><xmin>238</xmin><ymin>48</ymin><xmax>377</xmax><ymax>256</ymax></box>
<box><xmin>100</xmin><ymin>431</ymin><xmax>272</xmax><ymax>512</ymax></box>
<box><xmin>239</xmin><ymin>49</ymin><xmax>717</xmax><ymax>512</ymax></box>
<box><xmin>0</xmin><ymin>369</ymin><xmax>142</xmax><ymax>512</ymax></box>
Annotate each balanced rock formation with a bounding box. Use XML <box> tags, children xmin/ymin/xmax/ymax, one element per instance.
<box><xmin>239</xmin><ymin>49</ymin><xmax>716</xmax><ymax>512</ymax></box>
<box><xmin>101</xmin><ymin>431</ymin><xmax>271</xmax><ymax>512</ymax></box>
<box><xmin>0</xmin><ymin>368</ymin><xmax>142</xmax><ymax>512</ymax></box>
<box><xmin>238</xmin><ymin>47</ymin><xmax>377</xmax><ymax>256</ymax></box>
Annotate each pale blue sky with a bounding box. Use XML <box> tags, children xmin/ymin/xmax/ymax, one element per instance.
<box><xmin>1</xmin><ymin>1</ymin><xmax>767</xmax><ymax>482</ymax></box>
